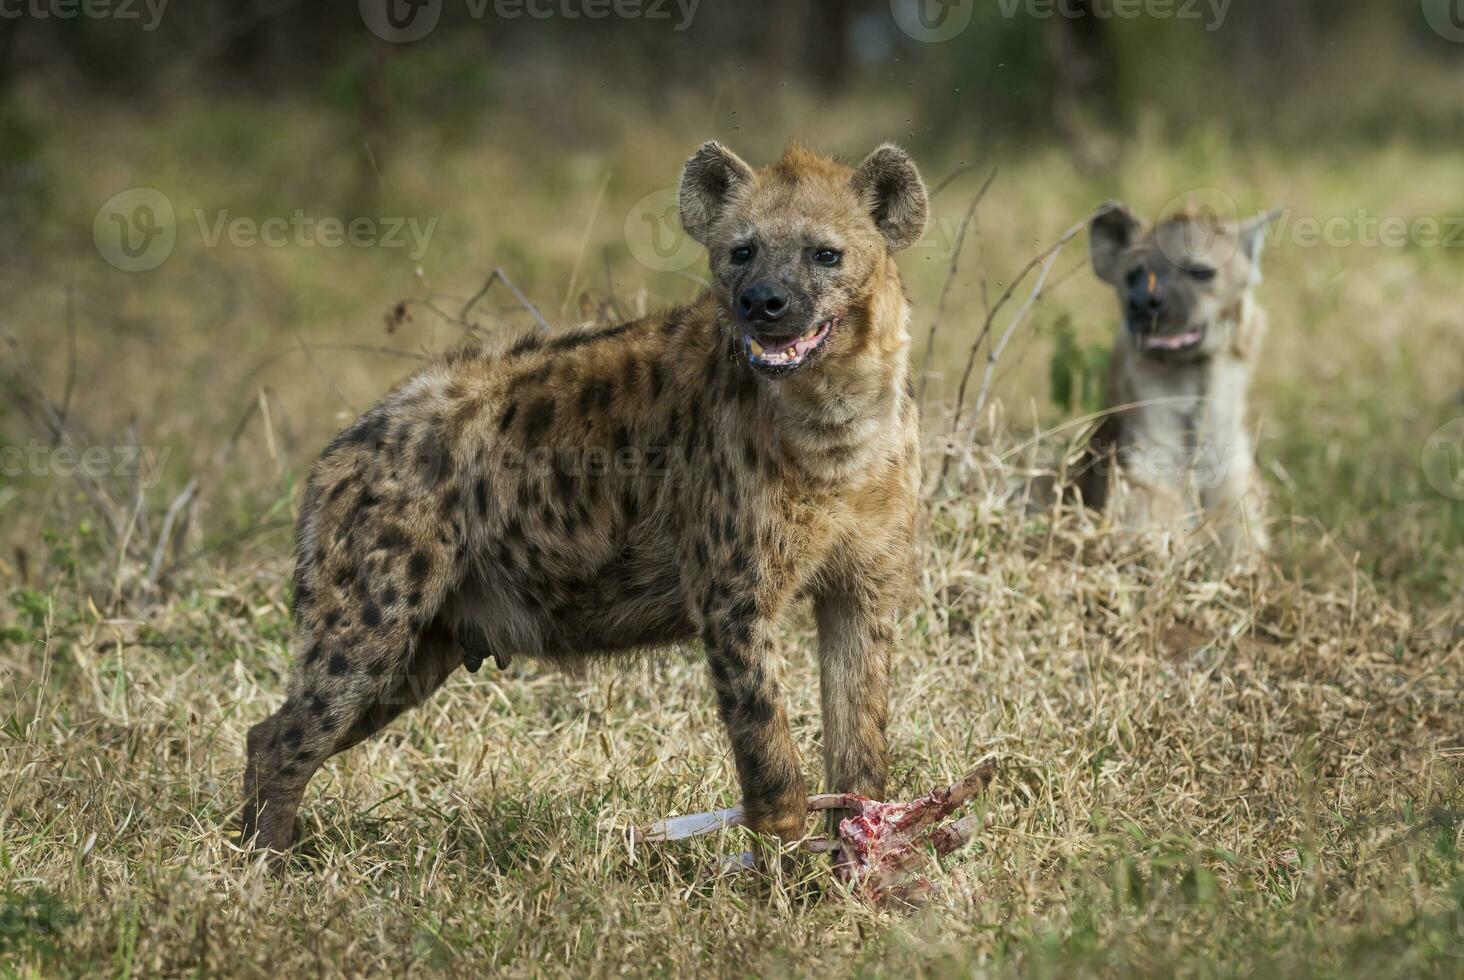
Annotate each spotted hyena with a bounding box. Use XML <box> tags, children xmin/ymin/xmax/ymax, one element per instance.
<box><xmin>1077</xmin><ymin>202</ymin><xmax>1281</xmax><ymax>561</ymax></box>
<box><xmin>241</xmin><ymin>142</ymin><xmax>929</xmax><ymax>854</ymax></box>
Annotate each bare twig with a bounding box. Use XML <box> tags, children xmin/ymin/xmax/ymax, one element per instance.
<box><xmin>291</xmin><ymin>328</ymin><xmax>358</xmax><ymax>415</ymax></box>
<box><xmin>562</xmin><ymin>173</ymin><xmax>611</xmax><ymax>323</ymax></box>
<box><xmin>970</xmin><ymin>248</ymin><xmax>1062</xmax><ymax>422</ymax></box>
<box><xmin>931</xmin><ymin>211</ymin><xmax>1099</xmax><ymax>494</ymax></box>
<box><xmin>918</xmin><ymin>167</ymin><xmax>997</xmax><ymax>404</ymax></box>
<box><xmin>146</xmin><ymin>478</ymin><xmax>198</xmax><ymax>588</ymax></box>
<box><xmin>460</xmin><ymin>267</ymin><xmax>552</xmax><ymax>332</ymax></box>
<box><xmin>61</xmin><ymin>285</ymin><xmax>77</xmax><ymax>427</ymax></box>
<box><xmin>928</xmin><ymin>160</ymin><xmax>987</xmax><ymax>199</ymax></box>
<box><xmin>948</xmin><ymin>210</ymin><xmax>1100</xmax><ymax>428</ymax></box>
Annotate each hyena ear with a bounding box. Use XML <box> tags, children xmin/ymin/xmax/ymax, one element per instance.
<box><xmin>851</xmin><ymin>143</ymin><xmax>929</xmax><ymax>251</ymax></box>
<box><xmin>679</xmin><ymin>142</ymin><xmax>755</xmax><ymax>246</ymax></box>
<box><xmin>1238</xmin><ymin>207</ymin><xmax>1284</xmax><ymax>284</ymax></box>
<box><xmin>1090</xmin><ymin>202</ymin><xmax>1144</xmax><ymax>285</ymax></box>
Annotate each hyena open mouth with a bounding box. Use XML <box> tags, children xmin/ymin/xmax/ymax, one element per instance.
<box><xmin>743</xmin><ymin>317</ymin><xmax>836</xmax><ymax>373</ymax></box>
<box><xmin>1140</xmin><ymin>323</ymin><xmax>1206</xmax><ymax>353</ymax></box>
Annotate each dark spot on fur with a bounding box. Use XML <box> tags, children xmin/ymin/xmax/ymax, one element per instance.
<box><xmin>553</xmin><ymin>465</ymin><xmax>575</xmax><ymax>501</ymax></box>
<box><xmin>522</xmin><ymin>399</ymin><xmax>556</xmax><ymax>447</ymax></box>
<box><xmin>475</xmin><ymin>477</ymin><xmax>490</xmax><ymax>516</ymax></box>
<box><xmin>649</xmin><ymin>362</ymin><xmax>667</xmax><ymax>400</ymax></box>
<box><xmin>550</xmin><ymin>322</ymin><xmax>634</xmax><ymax>351</ymax></box>
<box><xmin>509</xmin><ymin>333</ymin><xmax>542</xmax><ymax>358</ymax></box>
<box><xmin>375</xmin><ymin>527</ymin><xmax>409</xmax><ymax>553</ymax></box>
<box><xmin>328</xmin><ymin>653</ymin><xmax>350</xmax><ymax>675</ymax></box>
<box><xmin>408</xmin><ymin>550</ymin><xmax>431</xmax><ymax>585</ymax></box>
<box><xmin>578</xmin><ymin>378</ymin><xmax>613</xmax><ymax>416</ymax></box>
<box><xmin>326</xmin><ymin>412</ymin><xmax>387</xmax><ymax>455</ymax></box>
<box><xmin>498</xmin><ymin>401</ymin><xmax>519</xmax><ymax>432</ymax></box>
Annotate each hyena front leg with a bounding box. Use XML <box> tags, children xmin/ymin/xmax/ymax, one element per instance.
<box><xmin>698</xmin><ymin>598</ymin><xmax>808</xmax><ymax>842</ymax></box>
<box><xmin>813</xmin><ymin>561</ymin><xmax>895</xmax><ymax>832</ymax></box>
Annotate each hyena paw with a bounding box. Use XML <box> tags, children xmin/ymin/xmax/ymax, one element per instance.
<box><xmin>746</xmin><ymin>790</ymin><xmax>809</xmax><ymax>842</ymax></box>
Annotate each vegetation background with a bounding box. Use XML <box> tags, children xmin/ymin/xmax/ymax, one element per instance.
<box><xmin>0</xmin><ymin>1</ymin><xmax>1461</xmax><ymax>975</ymax></box>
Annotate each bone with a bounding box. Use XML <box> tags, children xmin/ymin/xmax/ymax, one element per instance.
<box><xmin>631</xmin><ymin>762</ymin><xmax>998</xmax><ymax>903</ymax></box>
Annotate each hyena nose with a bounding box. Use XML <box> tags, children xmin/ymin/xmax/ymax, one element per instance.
<box><xmin>737</xmin><ymin>280</ymin><xmax>789</xmax><ymax>324</ymax></box>
<box><xmin>1128</xmin><ymin>289</ymin><xmax>1164</xmax><ymax>321</ymax></box>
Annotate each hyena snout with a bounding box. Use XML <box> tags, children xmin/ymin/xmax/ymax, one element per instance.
<box><xmin>1125</xmin><ymin>268</ymin><xmax>1167</xmax><ymax>322</ymax></box>
<box><xmin>737</xmin><ymin>279</ymin><xmax>791</xmax><ymax>325</ymax></box>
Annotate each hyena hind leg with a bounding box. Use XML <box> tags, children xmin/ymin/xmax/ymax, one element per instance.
<box><xmin>240</xmin><ymin>619</ymin><xmax>462</xmax><ymax>857</ymax></box>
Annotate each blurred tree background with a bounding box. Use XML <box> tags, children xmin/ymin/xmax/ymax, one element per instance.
<box><xmin>2</xmin><ymin>0</ymin><xmax>1461</xmax><ymax>197</ymax></box>
<box><xmin>1</xmin><ymin>0</ymin><xmax>1461</xmax><ymax>597</ymax></box>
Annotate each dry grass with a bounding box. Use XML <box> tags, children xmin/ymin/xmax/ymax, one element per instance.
<box><xmin>1</xmin><ymin>430</ymin><xmax>1460</xmax><ymax>976</ymax></box>
<box><xmin>1</xmin><ymin>83</ymin><xmax>1463</xmax><ymax>976</ymax></box>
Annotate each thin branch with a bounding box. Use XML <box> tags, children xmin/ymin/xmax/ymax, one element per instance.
<box><xmin>948</xmin><ymin>210</ymin><xmax>1100</xmax><ymax>428</ymax></box>
<box><xmin>918</xmin><ymin>167</ymin><xmax>997</xmax><ymax>404</ymax></box>
<box><xmin>970</xmin><ymin>248</ymin><xmax>1062</xmax><ymax>422</ymax></box>
<box><xmin>562</xmin><ymin>173</ymin><xmax>611</xmax><ymax>323</ymax></box>
<box><xmin>459</xmin><ymin>268</ymin><xmax>552</xmax><ymax>332</ymax></box>
<box><xmin>61</xmin><ymin>286</ymin><xmax>77</xmax><ymax>427</ymax></box>
<box><xmin>146</xmin><ymin>478</ymin><xmax>198</xmax><ymax>588</ymax></box>
<box><xmin>928</xmin><ymin>160</ymin><xmax>987</xmax><ymax>199</ymax></box>
<box><xmin>291</xmin><ymin>328</ymin><xmax>358</xmax><ymax>415</ymax></box>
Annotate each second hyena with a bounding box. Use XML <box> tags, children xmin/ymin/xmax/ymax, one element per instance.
<box><xmin>241</xmin><ymin>142</ymin><xmax>929</xmax><ymax>854</ymax></box>
<box><xmin>1078</xmin><ymin>202</ymin><xmax>1281</xmax><ymax>561</ymax></box>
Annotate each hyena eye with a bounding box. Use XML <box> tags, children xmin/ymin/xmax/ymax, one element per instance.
<box><xmin>1125</xmin><ymin>267</ymin><xmax>1144</xmax><ymax>287</ymax></box>
<box><xmin>730</xmin><ymin>244</ymin><xmax>755</xmax><ymax>265</ymax></box>
<box><xmin>1186</xmin><ymin>266</ymin><xmax>1217</xmax><ymax>282</ymax></box>
<box><xmin>812</xmin><ymin>248</ymin><xmax>843</xmax><ymax>267</ymax></box>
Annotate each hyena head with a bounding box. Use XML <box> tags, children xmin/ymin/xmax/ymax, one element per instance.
<box><xmin>679</xmin><ymin>141</ymin><xmax>928</xmax><ymax>378</ymax></box>
<box><xmin>1090</xmin><ymin>202</ymin><xmax>1281</xmax><ymax>362</ymax></box>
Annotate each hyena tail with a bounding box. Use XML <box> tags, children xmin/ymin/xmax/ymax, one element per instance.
<box><xmin>241</xmin><ymin>464</ymin><xmax>468</xmax><ymax>857</ymax></box>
